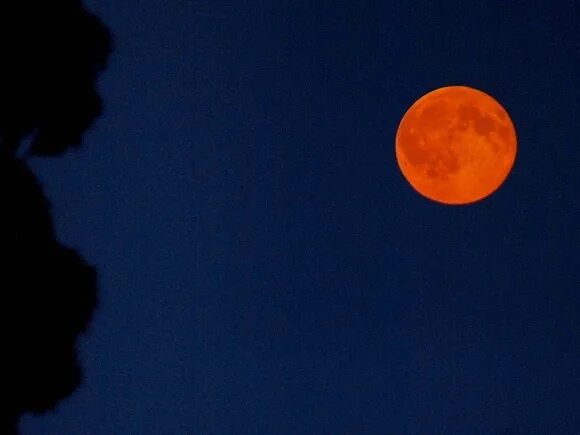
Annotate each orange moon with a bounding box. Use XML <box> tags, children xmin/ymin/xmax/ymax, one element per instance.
<box><xmin>395</xmin><ymin>86</ymin><xmax>517</xmax><ymax>205</ymax></box>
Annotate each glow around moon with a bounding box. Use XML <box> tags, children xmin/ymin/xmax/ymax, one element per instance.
<box><xmin>395</xmin><ymin>86</ymin><xmax>517</xmax><ymax>205</ymax></box>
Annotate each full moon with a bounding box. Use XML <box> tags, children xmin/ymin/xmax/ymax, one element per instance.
<box><xmin>395</xmin><ymin>86</ymin><xmax>517</xmax><ymax>205</ymax></box>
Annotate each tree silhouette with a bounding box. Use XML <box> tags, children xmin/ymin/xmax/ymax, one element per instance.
<box><xmin>0</xmin><ymin>1</ymin><xmax>111</xmax><ymax>433</ymax></box>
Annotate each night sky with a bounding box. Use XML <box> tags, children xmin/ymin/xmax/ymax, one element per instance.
<box><xmin>22</xmin><ymin>0</ymin><xmax>578</xmax><ymax>433</ymax></box>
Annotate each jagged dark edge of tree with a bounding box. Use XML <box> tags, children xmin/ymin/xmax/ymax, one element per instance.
<box><xmin>0</xmin><ymin>1</ymin><xmax>112</xmax><ymax>433</ymax></box>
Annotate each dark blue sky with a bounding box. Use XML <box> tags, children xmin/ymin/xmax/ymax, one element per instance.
<box><xmin>23</xmin><ymin>0</ymin><xmax>578</xmax><ymax>433</ymax></box>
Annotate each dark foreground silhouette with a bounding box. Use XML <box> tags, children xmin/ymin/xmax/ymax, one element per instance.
<box><xmin>0</xmin><ymin>1</ymin><xmax>111</xmax><ymax>433</ymax></box>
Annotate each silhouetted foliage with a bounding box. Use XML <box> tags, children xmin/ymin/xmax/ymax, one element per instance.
<box><xmin>0</xmin><ymin>0</ymin><xmax>111</xmax><ymax>156</ymax></box>
<box><xmin>0</xmin><ymin>1</ymin><xmax>111</xmax><ymax>433</ymax></box>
